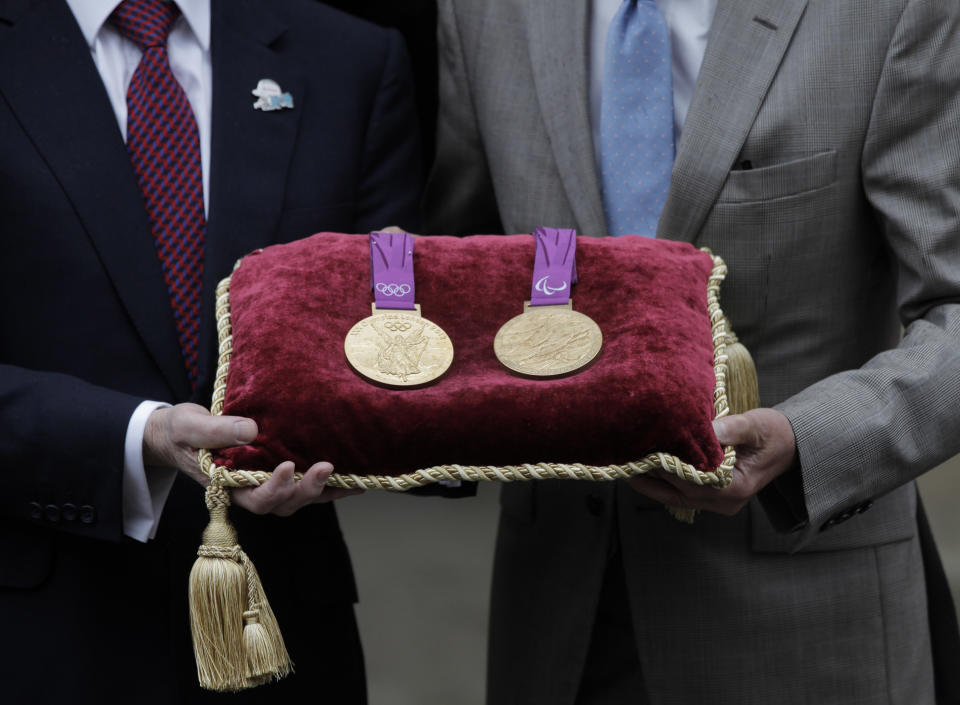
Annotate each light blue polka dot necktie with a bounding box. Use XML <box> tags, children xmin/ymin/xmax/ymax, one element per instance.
<box><xmin>600</xmin><ymin>0</ymin><xmax>675</xmax><ymax>238</ymax></box>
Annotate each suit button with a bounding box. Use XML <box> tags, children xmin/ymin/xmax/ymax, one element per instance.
<box><xmin>586</xmin><ymin>494</ymin><xmax>604</xmax><ymax>516</ymax></box>
<box><xmin>822</xmin><ymin>508</ymin><xmax>856</xmax><ymax>530</ymax></box>
<box><xmin>45</xmin><ymin>504</ymin><xmax>61</xmax><ymax>523</ymax></box>
<box><xmin>79</xmin><ymin>505</ymin><xmax>97</xmax><ymax>525</ymax></box>
<box><xmin>854</xmin><ymin>501</ymin><xmax>873</xmax><ymax>515</ymax></box>
<box><xmin>29</xmin><ymin>502</ymin><xmax>43</xmax><ymax>521</ymax></box>
<box><xmin>62</xmin><ymin>503</ymin><xmax>78</xmax><ymax>522</ymax></box>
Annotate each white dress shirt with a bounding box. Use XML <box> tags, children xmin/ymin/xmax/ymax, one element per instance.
<box><xmin>65</xmin><ymin>0</ymin><xmax>212</xmax><ymax>542</ymax></box>
<box><xmin>589</xmin><ymin>0</ymin><xmax>718</xmax><ymax>172</ymax></box>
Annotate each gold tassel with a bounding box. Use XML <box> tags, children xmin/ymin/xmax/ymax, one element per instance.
<box><xmin>239</xmin><ymin>553</ymin><xmax>292</xmax><ymax>683</ymax></box>
<box><xmin>242</xmin><ymin>612</ymin><xmax>275</xmax><ymax>687</ymax></box>
<box><xmin>189</xmin><ymin>481</ymin><xmax>292</xmax><ymax>691</ymax></box>
<box><xmin>663</xmin><ymin>327</ymin><xmax>758</xmax><ymax>525</ymax></box>
<box><xmin>724</xmin><ymin>330</ymin><xmax>760</xmax><ymax>416</ymax></box>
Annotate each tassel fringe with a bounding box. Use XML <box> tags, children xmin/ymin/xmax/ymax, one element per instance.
<box><xmin>724</xmin><ymin>331</ymin><xmax>760</xmax><ymax>416</ymax></box>
<box><xmin>666</xmin><ymin>326</ymin><xmax>759</xmax><ymax>524</ymax></box>
<box><xmin>189</xmin><ymin>482</ymin><xmax>292</xmax><ymax>691</ymax></box>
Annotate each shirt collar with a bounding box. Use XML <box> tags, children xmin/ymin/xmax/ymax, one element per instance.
<box><xmin>65</xmin><ymin>0</ymin><xmax>211</xmax><ymax>51</ymax></box>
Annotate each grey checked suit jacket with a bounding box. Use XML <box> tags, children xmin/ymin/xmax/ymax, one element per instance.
<box><xmin>424</xmin><ymin>1</ymin><xmax>960</xmax><ymax>703</ymax></box>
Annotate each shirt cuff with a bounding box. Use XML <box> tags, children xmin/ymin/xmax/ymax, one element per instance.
<box><xmin>122</xmin><ymin>400</ymin><xmax>176</xmax><ymax>542</ymax></box>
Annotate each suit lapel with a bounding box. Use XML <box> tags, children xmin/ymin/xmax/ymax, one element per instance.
<box><xmin>525</xmin><ymin>0</ymin><xmax>607</xmax><ymax>238</ymax></box>
<box><xmin>657</xmin><ymin>0</ymin><xmax>808</xmax><ymax>243</ymax></box>
<box><xmin>0</xmin><ymin>0</ymin><xmax>190</xmax><ymax>398</ymax></box>
<box><xmin>196</xmin><ymin>0</ymin><xmax>303</xmax><ymax>391</ymax></box>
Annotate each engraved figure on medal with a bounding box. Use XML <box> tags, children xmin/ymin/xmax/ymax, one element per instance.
<box><xmin>372</xmin><ymin>316</ymin><xmax>428</xmax><ymax>382</ymax></box>
<box><xmin>345</xmin><ymin>305</ymin><xmax>454</xmax><ymax>388</ymax></box>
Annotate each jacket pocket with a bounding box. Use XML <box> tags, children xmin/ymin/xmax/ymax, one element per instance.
<box><xmin>717</xmin><ymin>150</ymin><xmax>837</xmax><ymax>204</ymax></box>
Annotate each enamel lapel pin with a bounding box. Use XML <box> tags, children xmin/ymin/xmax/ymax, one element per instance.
<box><xmin>252</xmin><ymin>79</ymin><xmax>294</xmax><ymax>112</ymax></box>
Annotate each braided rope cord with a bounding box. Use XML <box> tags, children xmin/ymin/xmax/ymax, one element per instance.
<box><xmin>197</xmin><ymin>251</ymin><xmax>737</xmax><ymax>491</ymax></box>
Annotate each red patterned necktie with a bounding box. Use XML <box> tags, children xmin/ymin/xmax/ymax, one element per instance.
<box><xmin>111</xmin><ymin>0</ymin><xmax>205</xmax><ymax>389</ymax></box>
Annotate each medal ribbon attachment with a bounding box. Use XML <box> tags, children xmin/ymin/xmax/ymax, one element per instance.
<box><xmin>530</xmin><ymin>227</ymin><xmax>578</xmax><ymax>307</ymax></box>
<box><xmin>371</xmin><ymin>231</ymin><xmax>416</xmax><ymax>310</ymax></box>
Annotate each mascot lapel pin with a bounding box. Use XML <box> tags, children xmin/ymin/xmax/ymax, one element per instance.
<box><xmin>252</xmin><ymin>79</ymin><xmax>294</xmax><ymax>112</ymax></box>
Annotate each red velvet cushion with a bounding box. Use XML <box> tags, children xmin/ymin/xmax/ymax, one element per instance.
<box><xmin>213</xmin><ymin>233</ymin><xmax>725</xmax><ymax>478</ymax></box>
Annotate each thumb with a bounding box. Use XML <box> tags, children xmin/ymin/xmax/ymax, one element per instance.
<box><xmin>171</xmin><ymin>404</ymin><xmax>259</xmax><ymax>449</ymax></box>
<box><xmin>712</xmin><ymin>413</ymin><xmax>757</xmax><ymax>447</ymax></box>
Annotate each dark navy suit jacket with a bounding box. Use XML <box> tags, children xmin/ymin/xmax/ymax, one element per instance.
<box><xmin>0</xmin><ymin>0</ymin><xmax>420</xmax><ymax>701</ymax></box>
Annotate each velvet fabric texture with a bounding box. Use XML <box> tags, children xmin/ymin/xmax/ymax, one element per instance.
<box><xmin>214</xmin><ymin>233</ymin><xmax>724</xmax><ymax>477</ymax></box>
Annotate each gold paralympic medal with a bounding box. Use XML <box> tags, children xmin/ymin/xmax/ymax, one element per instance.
<box><xmin>345</xmin><ymin>304</ymin><xmax>454</xmax><ymax>387</ymax></box>
<box><xmin>495</xmin><ymin>227</ymin><xmax>602</xmax><ymax>377</ymax></box>
<box><xmin>495</xmin><ymin>300</ymin><xmax>602</xmax><ymax>377</ymax></box>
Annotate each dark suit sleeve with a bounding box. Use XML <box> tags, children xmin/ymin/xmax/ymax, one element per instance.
<box><xmin>352</xmin><ymin>29</ymin><xmax>423</xmax><ymax>233</ymax></box>
<box><xmin>0</xmin><ymin>364</ymin><xmax>142</xmax><ymax>541</ymax></box>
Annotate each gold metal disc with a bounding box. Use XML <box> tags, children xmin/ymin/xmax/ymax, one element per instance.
<box><xmin>494</xmin><ymin>301</ymin><xmax>603</xmax><ymax>377</ymax></box>
<box><xmin>345</xmin><ymin>304</ymin><xmax>454</xmax><ymax>388</ymax></box>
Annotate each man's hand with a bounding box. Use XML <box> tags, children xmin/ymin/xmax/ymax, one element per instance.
<box><xmin>143</xmin><ymin>403</ymin><xmax>362</xmax><ymax>515</ymax></box>
<box><xmin>627</xmin><ymin>408</ymin><xmax>797</xmax><ymax>515</ymax></box>
<box><xmin>377</xmin><ymin>225</ymin><xmax>420</xmax><ymax>236</ymax></box>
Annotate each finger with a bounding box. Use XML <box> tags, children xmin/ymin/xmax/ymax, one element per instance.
<box><xmin>171</xmin><ymin>406</ymin><xmax>259</xmax><ymax>450</ymax></box>
<box><xmin>298</xmin><ymin>463</ymin><xmax>366</xmax><ymax>502</ymax></box>
<box><xmin>271</xmin><ymin>462</ymin><xmax>339</xmax><ymax>515</ymax></box>
<box><xmin>627</xmin><ymin>475</ymin><xmax>693</xmax><ymax>509</ymax></box>
<box><xmin>376</xmin><ymin>225</ymin><xmax>420</xmax><ymax>236</ymax></box>
<box><xmin>712</xmin><ymin>412</ymin><xmax>760</xmax><ymax>447</ymax></box>
<box><xmin>633</xmin><ymin>475</ymin><xmax>748</xmax><ymax>515</ymax></box>
<box><xmin>172</xmin><ymin>445</ymin><xmax>209</xmax><ymax>484</ymax></box>
<box><xmin>262</xmin><ymin>461</ymin><xmax>297</xmax><ymax>498</ymax></box>
<box><xmin>300</xmin><ymin>461</ymin><xmax>334</xmax><ymax>491</ymax></box>
<box><xmin>633</xmin><ymin>470</ymin><xmax>750</xmax><ymax>515</ymax></box>
<box><xmin>233</xmin><ymin>461</ymin><xmax>365</xmax><ymax>515</ymax></box>
<box><xmin>647</xmin><ymin>468</ymin><xmax>723</xmax><ymax>501</ymax></box>
<box><xmin>235</xmin><ymin>461</ymin><xmax>297</xmax><ymax>514</ymax></box>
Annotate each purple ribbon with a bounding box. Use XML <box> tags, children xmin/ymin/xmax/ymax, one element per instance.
<box><xmin>530</xmin><ymin>227</ymin><xmax>578</xmax><ymax>307</ymax></box>
<box><xmin>370</xmin><ymin>231</ymin><xmax>416</xmax><ymax>310</ymax></box>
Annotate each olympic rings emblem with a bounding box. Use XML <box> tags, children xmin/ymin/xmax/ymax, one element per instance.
<box><xmin>376</xmin><ymin>282</ymin><xmax>412</xmax><ymax>297</ymax></box>
<box><xmin>384</xmin><ymin>320</ymin><xmax>413</xmax><ymax>332</ymax></box>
